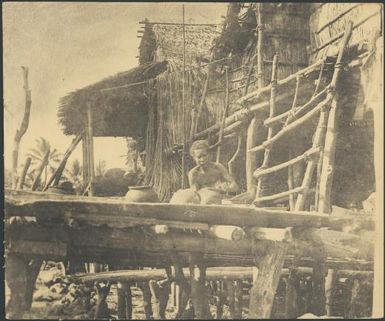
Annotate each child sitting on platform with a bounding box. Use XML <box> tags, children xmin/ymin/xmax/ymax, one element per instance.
<box><xmin>170</xmin><ymin>140</ymin><xmax>239</xmax><ymax>204</ymax></box>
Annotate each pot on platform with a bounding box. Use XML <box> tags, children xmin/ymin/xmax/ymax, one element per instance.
<box><xmin>125</xmin><ymin>186</ymin><xmax>160</xmax><ymax>202</ymax></box>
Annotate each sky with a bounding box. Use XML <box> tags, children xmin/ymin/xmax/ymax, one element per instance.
<box><xmin>3</xmin><ymin>2</ymin><xmax>227</xmax><ymax>171</ymax></box>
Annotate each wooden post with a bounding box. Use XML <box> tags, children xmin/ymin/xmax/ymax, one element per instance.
<box><xmin>12</xmin><ymin>67</ymin><xmax>32</xmax><ymax>189</ymax></box>
<box><xmin>189</xmin><ymin>252</ymin><xmax>211</xmax><ymax>319</ymax></box>
<box><xmin>170</xmin><ymin>253</ymin><xmax>191</xmax><ymax>319</ymax></box>
<box><xmin>325</xmin><ymin>269</ymin><xmax>336</xmax><ymax>316</ymax></box>
<box><xmin>255</xmin><ymin>54</ymin><xmax>279</xmax><ymax>203</ymax></box>
<box><xmin>86</xmin><ymin>103</ymin><xmax>95</xmax><ymax>196</ymax></box>
<box><xmin>296</xmin><ymin>22</ymin><xmax>353</xmax><ymax>211</ymax></box>
<box><xmin>284</xmin><ymin>268</ymin><xmax>300</xmax><ymax>318</ymax></box>
<box><xmin>82</xmin><ymin>134</ymin><xmax>89</xmax><ymax>186</ymax></box>
<box><xmin>245</xmin><ymin>2</ymin><xmax>264</xmax><ymax>193</ymax></box>
<box><xmin>347</xmin><ymin>278</ymin><xmax>362</xmax><ymax>319</ymax></box>
<box><xmin>234</xmin><ymin>280</ymin><xmax>243</xmax><ymax>319</ymax></box>
<box><xmin>318</xmin><ymin>22</ymin><xmax>354</xmax><ymax>213</ymax></box>
<box><xmin>17</xmin><ymin>157</ymin><xmax>32</xmax><ymax>190</ymax></box>
<box><xmin>181</xmin><ymin>4</ymin><xmax>187</xmax><ymax>189</ymax></box>
<box><xmin>248</xmin><ymin>242</ymin><xmax>288</xmax><ymax>318</ymax></box>
<box><xmin>43</xmin><ymin>133</ymin><xmax>83</xmax><ymax>191</ymax></box>
<box><xmin>5</xmin><ymin>253</ymin><xmax>29</xmax><ymax>318</ymax></box>
<box><xmin>225</xmin><ymin>280</ymin><xmax>236</xmax><ymax>318</ymax></box>
<box><xmin>117</xmin><ymin>282</ymin><xmax>132</xmax><ymax>319</ymax></box>
<box><xmin>288</xmin><ymin>151</ymin><xmax>296</xmax><ymax>210</ymax></box>
<box><xmin>138</xmin><ymin>281</ymin><xmax>153</xmax><ymax>319</ymax></box>
<box><xmin>216</xmin><ymin>66</ymin><xmax>230</xmax><ymax>163</ymax></box>
<box><xmin>31</xmin><ymin>149</ymin><xmax>50</xmax><ymax>191</ymax></box>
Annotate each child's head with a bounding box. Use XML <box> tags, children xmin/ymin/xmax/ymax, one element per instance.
<box><xmin>190</xmin><ymin>140</ymin><xmax>210</xmax><ymax>166</ymax></box>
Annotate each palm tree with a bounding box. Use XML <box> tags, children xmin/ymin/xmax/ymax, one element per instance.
<box><xmin>25</xmin><ymin>137</ymin><xmax>62</xmax><ymax>188</ymax></box>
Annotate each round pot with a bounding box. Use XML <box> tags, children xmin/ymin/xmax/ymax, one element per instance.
<box><xmin>125</xmin><ymin>186</ymin><xmax>159</xmax><ymax>202</ymax></box>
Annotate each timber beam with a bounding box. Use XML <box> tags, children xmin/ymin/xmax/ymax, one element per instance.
<box><xmin>5</xmin><ymin>189</ymin><xmax>375</xmax><ymax>230</ymax></box>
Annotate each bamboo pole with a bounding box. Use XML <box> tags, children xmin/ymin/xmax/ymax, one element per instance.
<box><xmin>17</xmin><ymin>157</ymin><xmax>32</xmax><ymax>190</ymax></box>
<box><xmin>238</xmin><ymin>60</ymin><xmax>323</xmax><ymax>105</ymax></box>
<box><xmin>181</xmin><ymin>4</ymin><xmax>187</xmax><ymax>189</ymax></box>
<box><xmin>249</xmin><ymin>96</ymin><xmax>332</xmax><ymax>153</ymax></box>
<box><xmin>216</xmin><ymin>66</ymin><xmax>230</xmax><ymax>163</ymax></box>
<box><xmin>254</xmin><ymin>147</ymin><xmax>320</xmax><ymax>179</ymax></box>
<box><xmin>194</xmin><ymin>91</ymin><xmax>293</xmax><ymax>141</ymax></box>
<box><xmin>12</xmin><ymin>67</ymin><xmax>32</xmax><ymax>189</ymax></box>
<box><xmin>255</xmin><ymin>54</ymin><xmax>279</xmax><ymax>202</ymax></box>
<box><xmin>318</xmin><ymin>21</ymin><xmax>354</xmax><ymax>214</ymax></box>
<box><xmin>255</xmin><ymin>186</ymin><xmax>305</xmax><ymax>203</ymax></box>
<box><xmin>86</xmin><ymin>103</ymin><xmax>95</xmax><ymax>196</ymax></box>
<box><xmin>82</xmin><ymin>134</ymin><xmax>89</xmax><ymax>187</ymax></box>
<box><xmin>245</xmin><ymin>2</ymin><xmax>264</xmax><ymax>193</ymax></box>
<box><xmin>264</xmin><ymin>86</ymin><xmax>328</xmax><ymax>127</ymax></box>
<box><xmin>310</xmin><ymin>10</ymin><xmax>380</xmax><ymax>55</ymax></box>
<box><xmin>288</xmin><ymin>152</ymin><xmax>296</xmax><ymax>211</ymax></box>
<box><xmin>43</xmin><ymin>133</ymin><xmax>83</xmax><ymax>191</ymax></box>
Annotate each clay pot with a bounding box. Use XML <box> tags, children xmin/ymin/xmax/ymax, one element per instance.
<box><xmin>125</xmin><ymin>186</ymin><xmax>159</xmax><ymax>202</ymax></box>
<box><xmin>198</xmin><ymin>187</ymin><xmax>225</xmax><ymax>205</ymax></box>
<box><xmin>170</xmin><ymin>189</ymin><xmax>201</xmax><ymax>204</ymax></box>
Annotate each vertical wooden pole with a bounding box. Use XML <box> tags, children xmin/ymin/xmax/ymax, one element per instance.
<box><xmin>82</xmin><ymin>132</ymin><xmax>89</xmax><ymax>187</ymax></box>
<box><xmin>325</xmin><ymin>269</ymin><xmax>336</xmax><ymax>316</ymax></box>
<box><xmin>285</xmin><ymin>268</ymin><xmax>300</xmax><ymax>318</ymax></box>
<box><xmin>5</xmin><ymin>253</ymin><xmax>29</xmax><ymax>318</ymax></box>
<box><xmin>216</xmin><ymin>66</ymin><xmax>230</xmax><ymax>163</ymax></box>
<box><xmin>171</xmin><ymin>255</ymin><xmax>191</xmax><ymax>319</ymax></box>
<box><xmin>87</xmin><ymin>103</ymin><xmax>95</xmax><ymax>196</ymax></box>
<box><xmin>189</xmin><ymin>253</ymin><xmax>210</xmax><ymax>319</ymax></box>
<box><xmin>255</xmin><ymin>53</ymin><xmax>279</xmax><ymax>203</ymax></box>
<box><xmin>296</xmin><ymin>22</ymin><xmax>353</xmax><ymax>211</ymax></box>
<box><xmin>248</xmin><ymin>242</ymin><xmax>288</xmax><ymax>319</ymax></box>
<box><xmin>246</xmin><ymin>2</ymin><xmax>264</xmax><ymax>193</ymax></box>
<box><xmin>138</xmin><ymin>281</ymin><xmax>153</xmax><ymax>319</ymax></box>
<box><xmin>234</xmin><ymin>280</ymin><xmax>243</xmax><ymax>319</ymax></box>
<box><xmin>181</xmin><ymin>4</ymin><xmax>187</xmax><ymax>189</ymax></box>
<box><xmin>288</xmin><ymin>154</ymin><xmax>296</xmax><ymax>210</ymax></box>
<box><xmin>116</xmin><ymin>282</ymin><xmax>132</xmax><ymax>319</ymax></box>
<box><xmin>311</xmin><ymin>258</ymin><xmax>327</xmax><ymax>316</ymax></box>
<box><xmin>318</xmin><ymin>22</ymin><xmax>354</xmax><ymax>213</ymax></box>
<box><xmin>225</xmin><ymin>280</ymin><xmax>235</xmax><ymax>318</ymax></box>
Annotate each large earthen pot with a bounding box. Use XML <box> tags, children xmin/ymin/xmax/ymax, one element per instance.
<box><xmin>198</xmin><ymin>187</ymin><xmax>225</xmax><ymax>205</ymax></box>
<box><xmin>170</xmin><ymin>189</ymin><xmax>201</xmax><ymax>204</ymax></box>
<box><xmin>125</xmin><ymin>186</ymin><xmax>159</xmax><ymax>202</ymax></box>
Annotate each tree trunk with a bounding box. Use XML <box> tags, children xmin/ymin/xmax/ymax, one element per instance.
<box><xmin>12</xmin><ymin>67</ymin><xmax>32</xmax><ymax>189</ymax></box>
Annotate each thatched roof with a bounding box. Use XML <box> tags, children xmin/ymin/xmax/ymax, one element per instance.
<box><xmin>139</xmin><ymin>22</ymin><xmax>222</xmax><ymax>69</ymax></box>
<box><xmin>309</xmin><ymin>3</ymin><xmax>382</xmax><ymax>63</ymax></box>
<box><xmin>58</xmin><ymin>61</ymin><xmax>168</xmax><ymax>137</ymax></box>
<box><xmin>58</xmin><ymin>22</ymin><xmax>222</xmax><ymax>137</ymax></box>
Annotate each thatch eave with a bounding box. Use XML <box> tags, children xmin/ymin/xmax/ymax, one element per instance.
<box><xmin>57</xmin><ymin>61</ymin><xmax>168</xmax><ymax>138</ymax></box>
